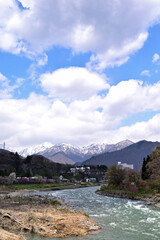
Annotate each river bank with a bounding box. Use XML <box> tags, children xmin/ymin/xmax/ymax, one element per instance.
<box><xmin>0</xmin><ymin>182</ymin><xmax>100</xmax><ymax>193</ymax></box>
<box><xmin>0</xmin><ymin>189</ymin><xmax>100</xmax><ymax>239</ymax></box>
<box><xmin>96</xmin><ymin>189</ymin><xmax>160</xmax><ymax>209</ymax></box>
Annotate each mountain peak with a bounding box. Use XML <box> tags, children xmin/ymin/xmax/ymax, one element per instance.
<box><xmin>1</xmin><ymin>139</ymin><xmax>134</xmax><ymax>164</ymax></box>
<box><xmin>83</xmin><ymin>140</ymin><xmax>160</xmax><ymax>170</ymax></box>
<box><xmin>17</xmin><ymin>142</ymin><xmax>53</xmax><ymax>157</ymax></box>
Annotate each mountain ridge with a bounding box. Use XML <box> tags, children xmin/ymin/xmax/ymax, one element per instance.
<box><xmin>37</xmin><ymin>140</ymin><xmax>134</xmax><ymax>163</ymax></box>
<box><xmin>1</xmin><ymin>140</ymin><xmax>134</xmax><ymax>165</ymax></box>
<box><xmin>82</xmin><ymin>140</ymin><xmax>160</xmax><ymax>170</ymax></box>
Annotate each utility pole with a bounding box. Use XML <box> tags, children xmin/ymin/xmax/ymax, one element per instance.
<box><xmin>3</xmin><ymin>142</ymin><xmax>5</xmax><ymax>150</ymax></box>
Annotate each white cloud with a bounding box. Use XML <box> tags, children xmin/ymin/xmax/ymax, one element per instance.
<box><xmin>37</xmin><ymin>54</ymin><xmax>48</xmax><ymax>66</ymax></box>
<box><xmin>102</xmin><ymin>80</ymin><xmax>160</xmax><ymax>120</ymax></box>
<box><xmin>1</xmin><ymin>1</ymin><xmax>160</xmax><ymax>148</ymax></box>
<box><xmin>0</xmin><ymin>79</ymin><xmax>160</xmax><ymax>147</ymax></box>
<box><xmin>152</xmin><ymin>53</ymin><xmax>160</xmax><ymax>63</ymax></box>
<box><xmin>114</xmin><ymin>114</ymin><xmax>160</xmax><ymax>143</ymax></box>
<box><xmin>39</xmin><ymin>67</ymin><xmax>109</xmax><ymax>100</ymax></box>
<box><xmin>0</xmin><ymin>73</ymin><xmax>23</xmax><ymax>99</ymax></box>
<box><xmin>0</xmin><ymin>0</ymin><xmax>160</xmax><ymax>69</ymax></box>
<box><xmin>0</xmin><ymin>73</ymin><xmax>7</xmax><ymax>82</ymax></box>
<box><xmin>140</xmin><ymin>70</ymin><xmax>151</xmax><ymax>77</ymax></box>
<box><xmin>0</xmin><ymin>93</ymin><xmax>106</xmax><ymax>147</ymax></box>
<box><xmin>87</xmin><ymin>32</ymin><xmax>148</xmax><ymax>70</ymax></box>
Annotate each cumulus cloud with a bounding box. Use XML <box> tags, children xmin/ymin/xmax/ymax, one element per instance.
<box><xmin>114</xmin><ymin>114</ymin><xmax>160</xmax><ymax>143</ymax></box>
<box><xmin>152</xmin><ymin>53</ymin><xmax>160</xmax><ymax>63</ymax></box>
<box><xmin>1</xmin><ymin>1</ymin><xmax>160</xmax><ymax>148</ymax></box>
<box><xmin>103</xmin><ymin>80</ymin><xmax>160</xmax><ymax>119</ymax></box>
<box><xmin>87</xmin><ymin>32</ymin><xmax>148</xmax><ymax>70</ymax></box>
<box><xmin>0</xmin><ymin>93</ymin><xmax>106</xmax><ymax>147</ymax></box>
<box><xmin>0</xmin><ymin>0</ymin><xmax>160</xmax><ymax>69</ymax></box>
<box><xmin>140</xmin><ymin>70</ymin><xmax>151</xmax><ymax>77</ymax></box>
<box><xmin>39</xmin><ymin>67</ymin><xmax>109</xmax><ymax>100</ymax></box>
<box><xmin>0</xmin><ymin>79</ymin><xmax>160</xmax><ymax>147</ymax></box>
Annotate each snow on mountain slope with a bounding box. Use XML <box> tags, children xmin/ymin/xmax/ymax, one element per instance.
<box><xmin>0</xmin><ymin>143</ymin><xmax>23</xmax><ymax>153</ymax></box>
<box><xmin>37</xmin><ymin>140</ymin><xmax>134</xmax><ymax>163</ymax></box>
<box><xmin>81</xmin><ymin>143</ymin><xmax>113</xmax><ymax>155</ymax></box>
<box><xmin>39</xmin><ymin>143</ymin><xmax>84</xmax><ymax>163</ymax></box>
<box><xmin>18</xmin><ymin>142</ymin><xmax>53</xmax><ymax>157</ymax></box>
<box><xmin>1</xmin><ymin>140</ymin><xmax>134</xmax><ymax>164</ymax></box>
<box><xmin>45</xmin><ymin>143</ymin><xmax>82</xmax><ymax>155</ymax></box>
<box><xmin>83</xmin><ymin>140</ymin><xmax>160</xmax><ymax>171</ymax></box>
<box><xmin>108</xmin><ymin>140</ymin><xmax>134</xmax><ymax>152</ymax></box>
<box><xmin>40</xmin><ymin>142</ymin><xmax>113</xmax><ymax>156</ymax></box>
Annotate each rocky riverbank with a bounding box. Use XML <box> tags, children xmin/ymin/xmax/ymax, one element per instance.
<box><xmin>0</xmin><ymin>192</ymin><xmax>100</xmax><ymax>239</ymax></box>
<box><xmin>96</xmin><ymin>190</ymin><xmax>160</xmax><ymax>209</ymax></box>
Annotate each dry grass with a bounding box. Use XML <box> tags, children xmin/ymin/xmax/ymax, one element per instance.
<box><xmin>0</xmin><ymin>191</ymin><xmax>100</xmax><ymax>238</ymax></box>
<box><xmin>0</xmin><ymin>205</ymin><xmax>100</xmax><ymax>238</ymax></box>
<box><xmin>0</xmin><ymin>228</ymin><xmax>26</xmax><ymax>240</ymax></box>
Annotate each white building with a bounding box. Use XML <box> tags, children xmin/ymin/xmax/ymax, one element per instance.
<box><xmin>70</xmin><ymin>166</ymin><xmax>90</xmax><ymax>173</ymax></box>
<box><xmin>118</xmin><ymin>161</ymin><xmax>134</xmax><ymax>170</ymax></box>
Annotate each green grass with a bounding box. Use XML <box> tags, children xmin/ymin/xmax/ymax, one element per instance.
<box><xmin>82</xmin><ymin>212</ymin><xmax>89</xmax><ymax>218</ymax></box>
<box><xmin>9</xmin><ymin>182</ymin><xmax>95</xmax><ymax>191</ymax></box>
<box><xmin>99</xmin><ymin>185</ymin><xmax>159</xmax><ymax>198</ymax></box>
<box><xmin>10</xmin><ymin>183</ymin><xmax>73</xmax><ymax>190</ymax></box>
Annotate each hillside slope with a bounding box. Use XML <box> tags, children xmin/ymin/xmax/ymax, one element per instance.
<box><xmin>83</xmin><ymin>140</ymin><xmax>160</xmax><ymax>171</ymax></box>
<box><xmin>0</xmin><ymin>150</ymin><xmax>70</xmax><ymax>177</ymax></box>
<box><xmin>43</xmin><ymin>152</ymin><xmax>75</xmax><ymax>165</ymax></box>
<box><xmin>38</xmin><ymin>140</ymin><xmax>133</xmax><ymax>163</ymax></box>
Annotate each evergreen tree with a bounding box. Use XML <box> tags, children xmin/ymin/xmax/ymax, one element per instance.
<box><xmin>141</xmin><ymin>155</ymin><xmax>150</xmax><ymax>180</ymax></box>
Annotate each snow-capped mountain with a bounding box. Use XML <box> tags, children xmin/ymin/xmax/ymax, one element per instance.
<box><xmin>0</xmin><ymin>140</ymin><xmax>134</xmax><ymax>164</ymax></box>
<box><xmin>83</xmin><ymin>140</ymin><xmax>160</xmax><ymax>170</ymax></box>
<box><xmin>80</xmin><ymin>140</ymin><xmax>133</xmax><ymax>155</ymax></box>
<box><xmin>40</xmin><ymin>142</ymin><xmax>113</xmax><ymax>157</ymax></box>
<box><xmin>44</xmin><ymin>143</ymin><xmax>82</xmax><ymax>155</ymax></box>
<box><xmin>107</xmin><ymin>140</ymin><xmax>134</xmax><ymax>152</ymax></box>
<box><xmin>81</xmin><ymin>143</ymin><xmax>113</xmax><ymax>155</ymax></box>
<box><xmin>0</xmin><ymin>143</ymin><xmax>20</xmax><ymax>153</ymax></box>
<box><xmin>18</xmin><ymin>142</ymin><xmax>53</xmax><ymax>157</ymax></box>
<box><xmin>39</xmin><ymin>143</ymin><xmax>84</xmax><ymax>163</ymax></box>
<box><xmin>38</xmin><ymin>140</ymin><xmax>134</xmax><ymax>163</ymax></box>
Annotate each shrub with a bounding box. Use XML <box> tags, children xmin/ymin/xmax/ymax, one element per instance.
<box><xmin>50</xmin><ymin>198</ymin><xmax>61</xmax><ymax>206</ymax></box>
<box><xmin>105</xmin><ymin>165</ymin><xmax>125</xmax><ymax>187</ymax></box>
<box><xmin>128</xmin><ymin>184</ymin><xmax>138</xmax><ymax>193</ymax></box>
<box><xmin>100</xmin><ymin>184</ymin><xmax>107</xmax><ymax>191</ymax></box>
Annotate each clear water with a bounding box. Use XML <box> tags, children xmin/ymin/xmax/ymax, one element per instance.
<box><xmin>26</xmin><ymin>186</ymin><xmax>160</xmax><ymax>240</ymax></box>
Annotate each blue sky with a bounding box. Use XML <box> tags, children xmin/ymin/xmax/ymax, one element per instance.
<box><xmin>1</xmin><ymin>0</ymin><xmax>160</xmax><ymax>148</ymax></box>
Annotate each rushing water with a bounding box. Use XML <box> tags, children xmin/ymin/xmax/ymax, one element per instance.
<box><xmin>27</xmin><ymin>186</ymin><xmax>160</xmax><ymax>240</ymax></box>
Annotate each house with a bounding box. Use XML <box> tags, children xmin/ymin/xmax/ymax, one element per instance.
<box><xmin>86</xmin><ymin>177</ymin><xmax>97</xmax><ymax>182</ymax></box>
<box><xmin>118</xmin><ymin>161</ymin><xmax>134</xmax><ymax>170</ymax></box>
<box><xmin>70</xmin><ymin>166</ymin><xmax>90</xmax><ymax>174</ymax></box>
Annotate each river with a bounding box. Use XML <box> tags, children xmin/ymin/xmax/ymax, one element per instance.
<box><xmin>27</xmin><ymin>186</ymin><xmax>160</xmax><ymax>240</ymax></box>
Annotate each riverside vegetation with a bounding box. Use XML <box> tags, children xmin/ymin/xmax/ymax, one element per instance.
<box><xmin>98</xmin><ymin>147</ymin><xmax>160</xmax><ymax>208</ymax></box>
